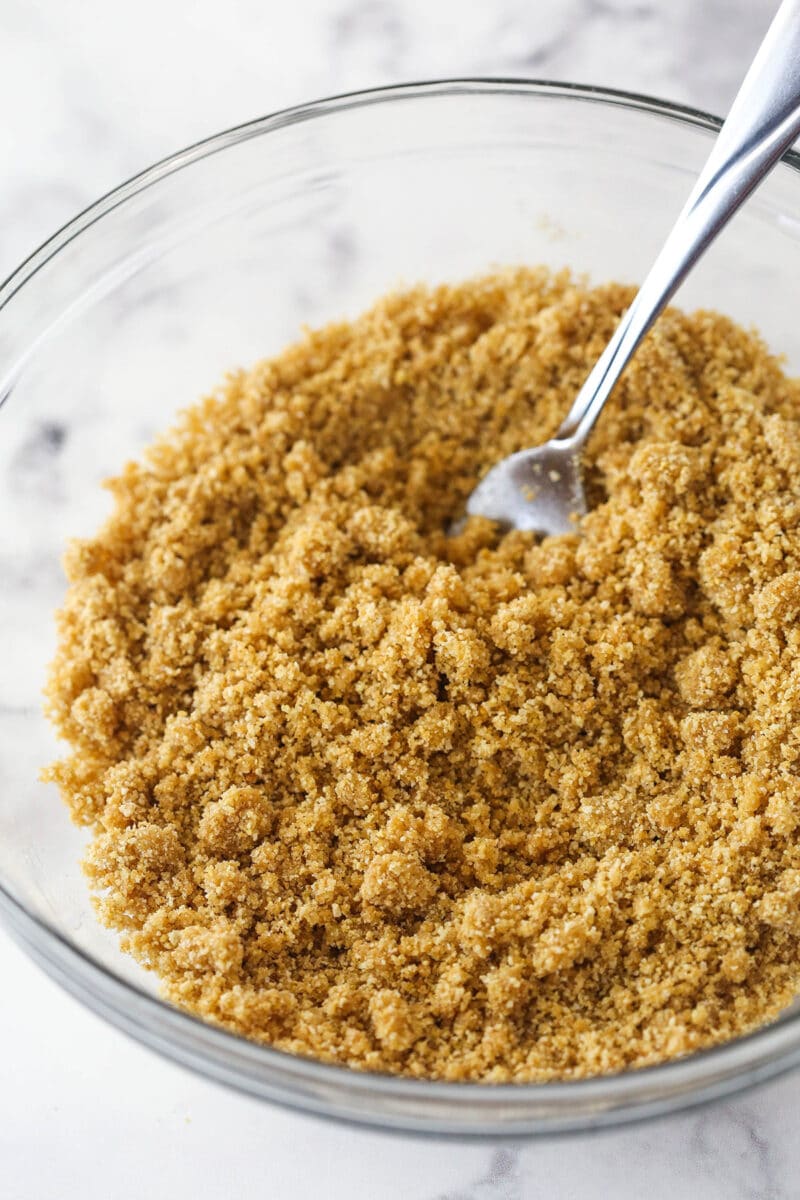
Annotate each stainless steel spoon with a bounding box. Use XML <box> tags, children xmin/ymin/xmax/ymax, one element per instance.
<box><xmin>465</xmin><ymin>0</ymin><xmax>800</xmax><ymax>535</ymax></box>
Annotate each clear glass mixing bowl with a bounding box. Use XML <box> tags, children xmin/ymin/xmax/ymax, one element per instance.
<box><xmin>3</xmin><ymin>80</ymin><xmax>800</xmax><ymax>1137</ymax></box>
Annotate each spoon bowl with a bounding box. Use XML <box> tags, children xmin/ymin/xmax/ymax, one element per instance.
<box><xmin>465</xmin><ymin>440</ymin><xmax>585</xmax><ymax>535</ymax></box>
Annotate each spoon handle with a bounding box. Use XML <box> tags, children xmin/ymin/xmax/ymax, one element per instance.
<box><xmin>556</xmin><ymin>0</ymin><xmax>800</xmax><ymax>448</ymax></box>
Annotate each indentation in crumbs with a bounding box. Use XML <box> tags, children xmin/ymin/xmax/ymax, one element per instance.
<box><xmin>43</xmin><ymin>268</ymin><xmax>800</xmax><ymax>1081</ymax></box>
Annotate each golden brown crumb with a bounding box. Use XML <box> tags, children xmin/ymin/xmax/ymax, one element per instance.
<box><xmin>43</xmin><ymin>268</ymin><xmax>800</xmax><ymax>1082</ymax></box>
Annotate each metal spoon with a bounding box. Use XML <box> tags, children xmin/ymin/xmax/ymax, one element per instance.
<box><xmin>464</xmin><ymin>0</ymin><xmax>800</xmax><ymax>535</ymax></box>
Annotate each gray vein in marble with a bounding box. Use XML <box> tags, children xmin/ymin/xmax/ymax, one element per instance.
<box><xmin>495</xmin><ymin>0</ymin><xmax>627</xmax><ymax>73</ymax></box>
<box><xmin>689</xmin><ymin>1102</ymin><xmax>783</xmax><ymax>1200</ymax></box>
<box><xmin>0</xmin><ymin>550</ymin><xmax>65</xmax><ymax>594</ymax></box>
<box><xmin>326</xmin><ymin>224</ymin><xmax>358</xmax><ymax>280</ymax></box>
<box><xmin>330</xmin><ymin>0</ymin><xmax>411</xmax><ymax>77</ymax></box>
<box><xmin>432</xmin><ymin>1146</ymin><xmax>522</xmax><ymax>1200</ymax></box>
<box><xmin>0</xmin><ymin>703</ymin><xmax>39</xmax><ymax>717</ymax></box>
<box><xmin>8</xmin><ymin>419</ymin><xmax>68</xmax><ymax>503</ymax></box>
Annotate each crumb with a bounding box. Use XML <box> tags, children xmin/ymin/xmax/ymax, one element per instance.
<box><xmin>43</xmin><ymin>268</ymin><xmax>800</xmax><ymax>1082</ymax></box>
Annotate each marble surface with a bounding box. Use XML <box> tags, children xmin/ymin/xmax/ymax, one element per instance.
<box><xmin>1</xmin><ymin>0</ymin><xmax>797</xmax><ymax>1196</ymax></box>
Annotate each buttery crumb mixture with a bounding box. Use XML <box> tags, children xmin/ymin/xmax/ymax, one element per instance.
<box><xmin>44</xmin><ymin>269</ymin><xmax>800</xmax><ymax>1081</ymax></box>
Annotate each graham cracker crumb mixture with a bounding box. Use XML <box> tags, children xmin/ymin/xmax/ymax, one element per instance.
<box><xmin>44</xmin><ymin>268</ymin><xmax>800</xmax><ymax>1081</ymax></box>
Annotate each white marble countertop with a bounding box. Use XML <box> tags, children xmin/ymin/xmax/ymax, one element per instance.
<box><xmin>1</xmin><ymin>1</ymin><xmax>797</xmax><ymax>1196</ymax></box>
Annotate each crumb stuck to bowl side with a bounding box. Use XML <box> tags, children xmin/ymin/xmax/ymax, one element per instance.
<box><xmin>42</xmin><ymin>267</ymin><xmax>800</xmax><ymax>1082</ymax></box>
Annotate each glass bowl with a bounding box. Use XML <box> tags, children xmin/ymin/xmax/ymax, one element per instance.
<box><xmin>3</xmin><ymin>80</ymin><xmax>800</xmax><ymax>1138</ymax></box>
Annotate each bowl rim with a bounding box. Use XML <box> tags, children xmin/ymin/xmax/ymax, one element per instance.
<box><xmin>10</xmin><ymin>74</ymin><xmax>800</xmax><ymax>313</ymax></box>
<box><xmin>4</xmin><ymin>77</ymin><xmax>800</xmax><ymax>1137</ymax></box>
